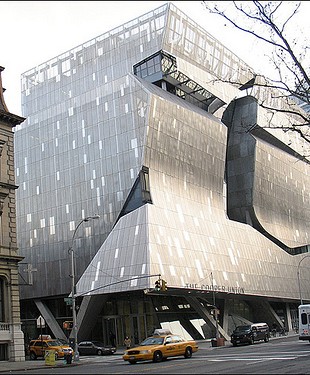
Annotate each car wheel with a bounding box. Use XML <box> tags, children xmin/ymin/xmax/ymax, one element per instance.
<box><xmin>153</xmin><ymin>350</ymin><xmax>163</xmax><ymax>363</ymax></box>
<box><xmin>30</xmin><ymin>352</ymin><xmax>37</xmax><ymax>360</ymax></box>
<box><xmin>264</xmin><ymin>335</ymin><xmax>269</xmax><ymax>342</ymax></box>
<box><xmin>97</xmin><ymin>349</ymin><xmax>103</xmax><ymax>355</ymax></box>
<box><xmin>184</xmin><ymin>347</ymin><xmax>192</xmax><ymax>358</ymax></box>
<box><xmin>129</xmin><ymin>359</ymin><xmax>136</xmax><ymax>364</ymax></box>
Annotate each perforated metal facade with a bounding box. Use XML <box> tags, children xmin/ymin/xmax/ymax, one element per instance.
<box><xmin>15</xmin><ymin>3</ymin><xmax>310</xmax><ymax>343</ymax></box>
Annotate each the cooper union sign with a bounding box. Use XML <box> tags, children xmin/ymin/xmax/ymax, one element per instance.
<box><xmin>185</xmin><ymin>283</ymin><xmax>245</xmax><ymax>294</ymax></box>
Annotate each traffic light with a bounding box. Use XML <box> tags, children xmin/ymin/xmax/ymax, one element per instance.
<box><xmin>63</xmin><ymin>321</ymin><xmax>73</xmax><ymax>330</ymax></box>
<box><xmin>160</xmin><ymin>279</ymin><xmax>168</xmax><ymax>291</ymax></box>
<box><xmin>154</xmin><ymin>279</ymin><xmax>161</xmax><ymax>291</ymax></box>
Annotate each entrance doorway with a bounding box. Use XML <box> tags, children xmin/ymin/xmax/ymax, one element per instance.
<box><xmin>103</xmin><ymin>317</ymin><xmax>123</xmax><ymax>347</ymax></box>
<box><xmin>102</xmin><ymin>314</ymin><xmax>147</xmax><ymax>347</ymax></box>
<box><xmin>132</xmin><ymin>315</ymin><xmax>141</xmax><ymax>345</ymax></box>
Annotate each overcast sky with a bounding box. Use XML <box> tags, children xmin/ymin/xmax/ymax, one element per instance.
<box><xmin>1</xmin><ymin>1</ymin><xmax>308</xmax><ymax>116</ymax></box>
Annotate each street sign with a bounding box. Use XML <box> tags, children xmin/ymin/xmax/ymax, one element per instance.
<box><xmin>36</xmin><ymin>315</ymin><xmax>45</xmax><ymax>328</ymax></box>
<box><xmin>64</xmin><ymin>297</ymin><xmax>72</xmax><ymax>306</ymax></box>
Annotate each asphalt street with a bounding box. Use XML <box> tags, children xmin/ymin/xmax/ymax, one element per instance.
<box><xmin>0</xmin><ymin>333</ymin><xmax>297</xmax><ymax>373</ymax></box>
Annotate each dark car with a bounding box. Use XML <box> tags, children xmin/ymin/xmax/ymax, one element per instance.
<box><xmin>231</xmin><ymin>323</ymin><xmax>270</xmax><ymax>346</ymax></box>
<box><xmin>78</xmin><ymin>341</ymin><xmax>116</xmax><ymax>356</ymax></box>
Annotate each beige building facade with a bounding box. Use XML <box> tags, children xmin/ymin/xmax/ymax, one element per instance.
<box><xmin>0</xmin><ymin>66</ymin><xmax>25</xmax><ymax>361</ymax></box>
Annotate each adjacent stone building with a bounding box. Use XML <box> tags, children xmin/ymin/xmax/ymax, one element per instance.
<box><xmin>0</xmin><ymin>66</ymin><xmax>25</xmax><ymax>361</ymax></box>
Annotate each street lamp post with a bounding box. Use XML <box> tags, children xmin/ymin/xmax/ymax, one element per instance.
<box><xmin>297</xmin><ymin>254</ymin><xmax>310</xmax><ymax>305</ymax></box>
<box><xmin>69</xmin><ymin>215</ymin><xmax>100</xmax><ymax>362</ymax></box>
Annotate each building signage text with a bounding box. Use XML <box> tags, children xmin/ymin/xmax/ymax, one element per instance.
<box><xmin>185</xmin><ymin>283</ymin><xmax>245</xmax><ymax>294</ymax></box>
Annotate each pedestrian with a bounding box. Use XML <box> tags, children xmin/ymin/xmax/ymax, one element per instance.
<box><xmin>271</xmin><ymin>322</ymin><xmax>277</xmax><ymax>337</ymax></box>
<box><xmin>123</xmin><ymin>336</ymin><xmax>131</xmax><ymax>349</ymax></box>
<box><xmin>109</xmin><ymin>331</ymin><xmax>116</xmax><ymax>347</ymax></box>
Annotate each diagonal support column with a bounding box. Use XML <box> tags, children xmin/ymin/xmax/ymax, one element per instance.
<box><xmin>185</xmin><ymin>296</ymin><xmax>230</xmax><ymax>341</ymax></box>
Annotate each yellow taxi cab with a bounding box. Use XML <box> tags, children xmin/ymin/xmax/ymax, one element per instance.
<box><xmin>123</xmin><ymin>329</ymin><xmax>198</xmax><ymax>364</ymax></box>
<box><xmin>28</xmin><ymin>335</ymin><xmax>74</xmax><ymax>360</ymax></box>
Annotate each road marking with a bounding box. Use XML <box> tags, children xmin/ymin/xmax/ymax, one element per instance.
<box><xmin>207</xmin><ymin>357</ymin><xmax>297</xmax><ymax>361</ymax></box>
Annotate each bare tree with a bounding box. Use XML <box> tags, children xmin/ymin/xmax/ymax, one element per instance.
<box><xmin>202</xmin><ymin>1</ymin><xmax>310</xmax><ymax>151</ymax></box>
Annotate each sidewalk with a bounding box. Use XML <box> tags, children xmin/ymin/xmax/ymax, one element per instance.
<box><xmin>0</xmin><ymin>348</ymin><xmax>125</xmax><ymax>373</ymax></box>
<box><xmin>0</xmin><ymin>358</ymin><xmax>80</xmax><ymax>373</ymax></box>
<box><xmin>0</xmin><ymin>333</ymin><xmax>298</xmax><ymax>373</ymax></box>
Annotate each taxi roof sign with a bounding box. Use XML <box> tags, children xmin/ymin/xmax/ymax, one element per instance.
<box><xmin>153</xmin><ymin>329</ymin><xmax>172</xmax><ymax>335</ymax></box>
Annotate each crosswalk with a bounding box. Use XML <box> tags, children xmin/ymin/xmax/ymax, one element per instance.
<box><xmin>78</xmin><ymin>355</ymin><xmax>124</xmax><ymax>364</ymax></box>
<box><xmin>191</xmin><ymin>349</ymin><xmax>309</xmax><ymax>364</ymax></box>
<box><xmin>78</xmin><ymin>351</ymin><xmax>303</xmax><ymax>364</ymax></box>
<box><xmin>77</xmin><ymin>346</ymin><xmax>310</xmax><ymax>366</ymax></box>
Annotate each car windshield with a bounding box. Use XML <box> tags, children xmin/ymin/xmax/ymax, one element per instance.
<box><xmin>140</xmin><ymin>337</ymin><xmax>164</xmax><ymax>346</ymax></box>
<box><xmin>58</xmin><ymin>339</ymin><xmax>68</xmax><ymax>345</ymax></box>
<box><xmin>92</xmin><ymin>341</ymin><xmax>104</xmax><ymax>347</ymax></box>
<box><xmin>234</xmin><ymin>325</ymin><xmax>251</xmax><ymax>333</ymax></box>
<box><xmin>47</xmin><ymin>340</ymin><xmax>62</xmax><ymax>346</ymax></box>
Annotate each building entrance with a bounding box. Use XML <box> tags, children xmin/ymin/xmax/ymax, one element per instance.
<box><xmin>131</xmin><ymin>314</ymin><xmax>143</xmax><ymax>345</ymax></box>
<box><xmin>103</xmin><ymin>317</ymin><xmax>120</xmax><ymax>347</ymax></box>
<box><xmin>102</xmin><ymin>313</ymin><xmax>148</xmax><ymax>347</ymax></box>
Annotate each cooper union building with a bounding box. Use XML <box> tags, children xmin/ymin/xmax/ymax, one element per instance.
<box><xmin>13</xmin><ymin>3</ymin><xmax>309</xmax><ymax>347</ymax></box>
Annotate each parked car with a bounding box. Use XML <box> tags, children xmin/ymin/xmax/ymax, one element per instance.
<box><xmin>231</xmin><ymin>323</ymin><xmax>270</xmax><ymax>346</ymax></box>
<box><xmin>28</xmin><ymin>336</ymin><xmax>74</xmax><ymax>360</ymax></box>
<box><xmin>123</xmin><ymin>330</ymin><xmax>198</xmax><ymax>364</ymax></box>
<box><xmin>78</xmin><ymin>341</ymin><xmax>116</xmax><ymax>356</ymax></box>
